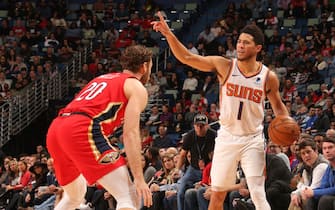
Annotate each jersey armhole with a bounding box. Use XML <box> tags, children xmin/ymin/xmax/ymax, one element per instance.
<box><xmin>220</xmin><ymin>58</ymin><xmax>234</xmax><ymax>87</ymax></box>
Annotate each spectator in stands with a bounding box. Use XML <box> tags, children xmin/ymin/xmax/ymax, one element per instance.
<box><xmin>283</xmin><ymin>78</ymin><xmax>298</xmax><ymax>102</ymax></box>
<box><xmin>58</xmin><ymin>39</ymin><xmax>75</xmax><ymax>62</ymax></box>
<box><xmin>301</xmin><ymin>105</ymin><xmax>317</xmax><ymax>132</ymax></box>
<box><xmin>33</xmin><ymin>158</ymin><xmax>62</xmax><ymax>210</ymax></box>
<box><xmin>141</xmin><ymin>126</ymin><xmax>153</xmax><ymax>150</ymax></box>
<box><xmin>182</xmin><ymin>71</ymin><xmax>198</xmax><ymax>92</ymax></box>
<box><xmin>144</xmin><ymin>147</ymin><xmax>162</xmax><ymax>171</ymax></box>
<box><xmin>146</xmin><ymin>75</ymin><xmax>160</xmax><ymax>98</ymax></box>
<box><xmin>114</xmin><ymin>2</ymin><xmax>130</xmax><ymax>29</ymax></box>
<box><xmin>139</xmin><ymin>30</ymin><xmax>157</xmax><ymax>47</ymax></box>
<box><xmin>288</xmin><ymin>140</ymin><xmax>328</xmax><ymax>210</ymax></box>
<box><xmin>12</xmin><ymin>19</ymin><xmax>26</xmax><ymax>38</ymax></box>
<box><xmin>225</xmin><ymin>39</ymin><xmax>237</xmax><ymax>58</ymax></box>
<box><xmin>197</xmin><ymin>26</ymin><xmax>215</xmax><ymax>45</ymax></box>
<box><xmin>314</xmin><ymin>132</ymin><xmax>325</xmax><ymax>154</ymax></box>
<box><xmin>263</xmin><ymin>153</ymin><xmax>293</xmax><ymax>210</ymax></box>
<box><xmin>156</xmin><ymin>70</ymin><xmax>167</xmax><ymax>88</ymax></box>
<box><xmin>4</xmin><ymin>160</ymin><xmax>31</xmax><ymax>210</ymax></box>
<box><xmin>159</xmin><ymin>104</ymin><xmax>174</xmax><ymax>129</ymax></box>
<box><xmin>148</xmin><ymin>152</ymin><xmax>179</xmax><ymax>210</ymax></box>
<box><xmin>43</xmin><ymin>47</ymin><xmax>58</xmax><ymax>65</ymax></box>
<box><xmin>186</xmin><ymin>42</ymin><xmax>199</xmax><ymax>55</ymax></box>
<box><xmin>19</xmin><ymin>161</ymin><xmax>49</xmax><ymax>209</ymax></box>
<box><xmin>50</xmin><ymin>11</ymin><xmax>67</xmax><ymax>29</ymax></box>
<box><xmin>166</xmin><ymin>72</ymin><xmax>180</xmax><ymax>91</ymax></box>
<box><xmin>264</xmin><ymin>8</ymin><xmax>279</xmax><ymax>29</ymax></box>
<box><xmin>174</xmin><ymin>114</ymin><xmax>216</xmax><ymax>210</ymax></box>
<box><xmin>81</xmin><ymin>23</ymin><xmax>96</xmax><ymax>46</ymax></box>
<box><xmin>35</xmin><ymin>145</ymin><xmax>49</xmax><ymax>162</ymax></box>
<box><xmin>145</xmin><ymin>105</ymin><xmax>161</xmax><ymax>135</ymax></box>
<box><xmin>173</xmin><ymin>102</ymin><xmax>184</xmax><ymax>120</ymax></box>
<box><xmin>174</xmin><ymin>113</ymin><xmax>187</xmax><ymax>137</ymax></box>
<box><xmin>301</xmin><ymin>137</ymin><xmax>335</xmax><ymax>210</ymax></box>
<box><xmin>184</xmin><ymin>151</ymin><xmax>213</xmax><ymax>210</ymax></box>
<box><xmin>311</xmin><ymin>105</ymin><xmax>331</xmax><ymax>133</ymax></box>
<box><xmin>152</xmin><ymin>124</ymin><xmax>175</xmax><ymax>149</ymax></box>
<box><xmin>0</xmin><ymin>19</ymin><xmax>10</xmax><ymax>37</ymax></box>
<box><xmin>184</xmin><ymin>103</ymin><xmax>197</xmax><ymax>130</ymax></box>
<box><xmin>267</xmin><ymin>141</ymin><xmax>291</xmax><ymax>171</ymax></box>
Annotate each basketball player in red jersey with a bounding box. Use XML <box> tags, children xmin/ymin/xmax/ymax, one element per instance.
<box><xmin>152</xmin><ymin>12</ymin><xmax>289</xmax><ymax>210</ymax></box>
<box><xmin>46</xmin><ymin>45</ymin><xmax>153</xmax><ymax>210</ymax></box>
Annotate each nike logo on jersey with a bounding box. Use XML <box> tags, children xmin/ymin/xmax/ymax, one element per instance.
<box><xmin>232</xmin><ymin>74</ymin><xmax>239</xmax><ymax>76</ymax></box>
<box><xmin>226</xmin><ymin>83</ymin><xmax>263</xmax><ymax>103</ymax></box>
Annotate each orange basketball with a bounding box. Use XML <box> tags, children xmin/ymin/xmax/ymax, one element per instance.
<box><xmin>268</xmin><ymin>115</ymin><xmax>300</xmax><ymax>146</ymax></box>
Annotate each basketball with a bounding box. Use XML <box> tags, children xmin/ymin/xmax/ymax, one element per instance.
<box><xmin>268</xmin><ymin>115</ymin><xmax>300</xmax><ymax>146</ymax></box>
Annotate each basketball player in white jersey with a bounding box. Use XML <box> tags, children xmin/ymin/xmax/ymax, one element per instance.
<box><xmin>152</xmin><ymin>12</ymin><xmax>289</xmax><ymax>210</ymax></box>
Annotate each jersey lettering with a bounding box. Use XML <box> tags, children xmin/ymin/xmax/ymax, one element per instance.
<box><xmin>226</xmin><ymin>83</ymin><xmax>263</xmax><ymax>103</ymax></box>
<box><xmin>75</xmin><ymin>82</ymin><xmax>108</xmax><ymax>101</ymax></box>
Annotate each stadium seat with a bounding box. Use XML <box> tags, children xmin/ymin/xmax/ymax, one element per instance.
<box><xmin>307</xmin><ymin>84</ymin><xmax>320</xmax><ymax>92</ymax></box>
<box><xmin>171</xmin><ymin>21</ymin><xmax>183</xmax><ymax>30</ymax></box>
<box><xmin>179</xmin><ymin>11</ymin><xmax>191</xmax><ymax>22</ymax></box>
<box><xmin>191</xmin><ymin>93</ymin><xmax>201</xmax><ymax>103</ymax></box>
<box><xmin>173</xmin><ymin>3</ymin><xmax>185</xmax><ymax>12</ymax></box>
<box><xmin>276</xmin><ymin>10</ymin><xmax>284</xmax><ymax>19</ymax></box>
<box><xmin>283</xmin><ymin>19</ymin><xmax>296</xmax><ymax>27</ymax></box>
<box><xmin>307</xmin><ymin>18</ymin><xmax>319</xmax><ymax>26</ymax></box>
<box><xmin>148</xmin><ymin>47</ymin><xmax>160</xmax><ymax>56</ymax></box>
<box><xmin>264</xmin><ymin>29</ymin><xmax>274</xmax><ymax>38</ymax></box>
<box><xmin>0</xmin><ymin>10</ymin><xmax>8</xmax><ymax>18</ymax></box>
<box><xmin>185</xmin><ymin>2</ymin><xmax>197</xmax><ymax>12</ymax></box>
<box><xmin>68</xmin><ymin>3</ymin><xmax>81</xmax><ymax>12</ymax></box>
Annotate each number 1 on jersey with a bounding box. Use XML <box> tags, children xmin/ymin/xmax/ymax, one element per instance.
<box><xmin>237</xmin><ymin>101</ymin><xmax>243</xmax><ymax>120</ymax></box>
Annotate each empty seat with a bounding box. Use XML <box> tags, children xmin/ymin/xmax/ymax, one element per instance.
<box><xmin>171</xmin><ymin>21</ymin><xmax>183</xmax><ymax>30</ymax></box>
<box><xmin>264</xmin><ymin>29</ymin><xmax>274</xmax><ymax>37</ymax></box>
<box><xmin>68</xmin><ymin>3</ymin><xmax>81</xmax><ymax>12</ymax></box>
<box><xmin>277</xmin><ymin>10</ymin><xmax>284</xmax><ymax>19</ymax></box>
<box><xmin>185</xmin><ymin>2</ymin><xmax>197</xmax><ymax>12</ymax></box>
<box><xmin>179</xmin><ymin>12</ymin><xmax>191</xmax><ymax>21</ymax></box>
<box><xmin>307</xmin><ymin>84</ymin><xmax>320</xmax><ymax>92</ymax></box>
<box><xmin>283</xmin><ymin>19</ymin><xmax>296</xmax><ymax>27</ymax></box>
<box><xmin>173</xmin><ymin>3</ymin><xmax>185</xmax><ymax>11</ymax></box>
<box><xmin>307</xmin><ymin>18</ymin><xmax>319</xmax><ymax>26</ymax></box>
<box><xmin>0</xmin><ymin>10</ymin><xmax>7</xmax><ymax>18</ymax></box>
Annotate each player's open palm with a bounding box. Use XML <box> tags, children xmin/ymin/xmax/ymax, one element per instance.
<box><xmin>135</xmin><ymin>179</ymin><xmax>152</xmax><ymax>207</ymax></box>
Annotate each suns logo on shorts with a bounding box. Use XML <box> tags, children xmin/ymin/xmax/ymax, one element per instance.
<box><xmin>98</xmin><ymin>151</ymin><xmax>120</xmax><ymax>164</ymax></box>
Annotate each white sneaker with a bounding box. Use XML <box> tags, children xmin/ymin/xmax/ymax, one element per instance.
<box><xmin>77</xmin><ymin>203</ymin><xmax>93</xmax><ymax>210</ymax></box>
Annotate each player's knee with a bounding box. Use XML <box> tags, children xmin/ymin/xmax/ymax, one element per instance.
<box><xmin>246</xmin><ymin>177</ymin><xmax>267</xmax><ymax>201</ymax></box>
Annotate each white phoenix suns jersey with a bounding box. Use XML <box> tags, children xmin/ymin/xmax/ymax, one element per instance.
<box><xmin>219</xmin><ymin>58</ymin><xmax>269</xmax><ymax>136</ymax></box>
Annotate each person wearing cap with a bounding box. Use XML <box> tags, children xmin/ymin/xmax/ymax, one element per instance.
<box><xmin>153</xmin><ymin>13</ymin><xmax>290</xmax><ymax>210</ymax></box>
<box><xmin>174</xmin><ymin>114</ymin><xmax>216</xmax><ymax>210</ymax></box>
<box><xmin>301</xmin><ymin>137</ymin><xmax>335</xmax><ymax>210</ymax></box>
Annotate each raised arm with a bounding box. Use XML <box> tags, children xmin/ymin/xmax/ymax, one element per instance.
<box><xmin>152</xmin><ymin>11</ymin><xmax>230</xmax><ymax>74</ymax></box>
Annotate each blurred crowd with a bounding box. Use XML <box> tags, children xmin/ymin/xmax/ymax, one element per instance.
<box><xmin>0</xmin><ymin>0</ymin><xmax>335</xmax><ymax>209</ymax></box>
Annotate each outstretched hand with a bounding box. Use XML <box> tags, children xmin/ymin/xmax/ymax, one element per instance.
<box><xmin>135</xmin><ymin>179</ymin><xmax>152</xmax><ymax>207</ymax></box>
<box><xmin>151</xmin><ymin>11</ymin><xmax>171</xmax><ymax>37</ymax></box>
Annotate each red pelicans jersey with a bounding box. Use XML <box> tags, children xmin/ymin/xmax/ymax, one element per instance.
<box><xmin>63</xmin><ymin>73</ymin><xmax>131</xmax><ymax>137</ymax></box>
<box><xmin>219</xmin><ymin>59</ymin><xmax>269</xmax><ymax>136</ymax></box>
